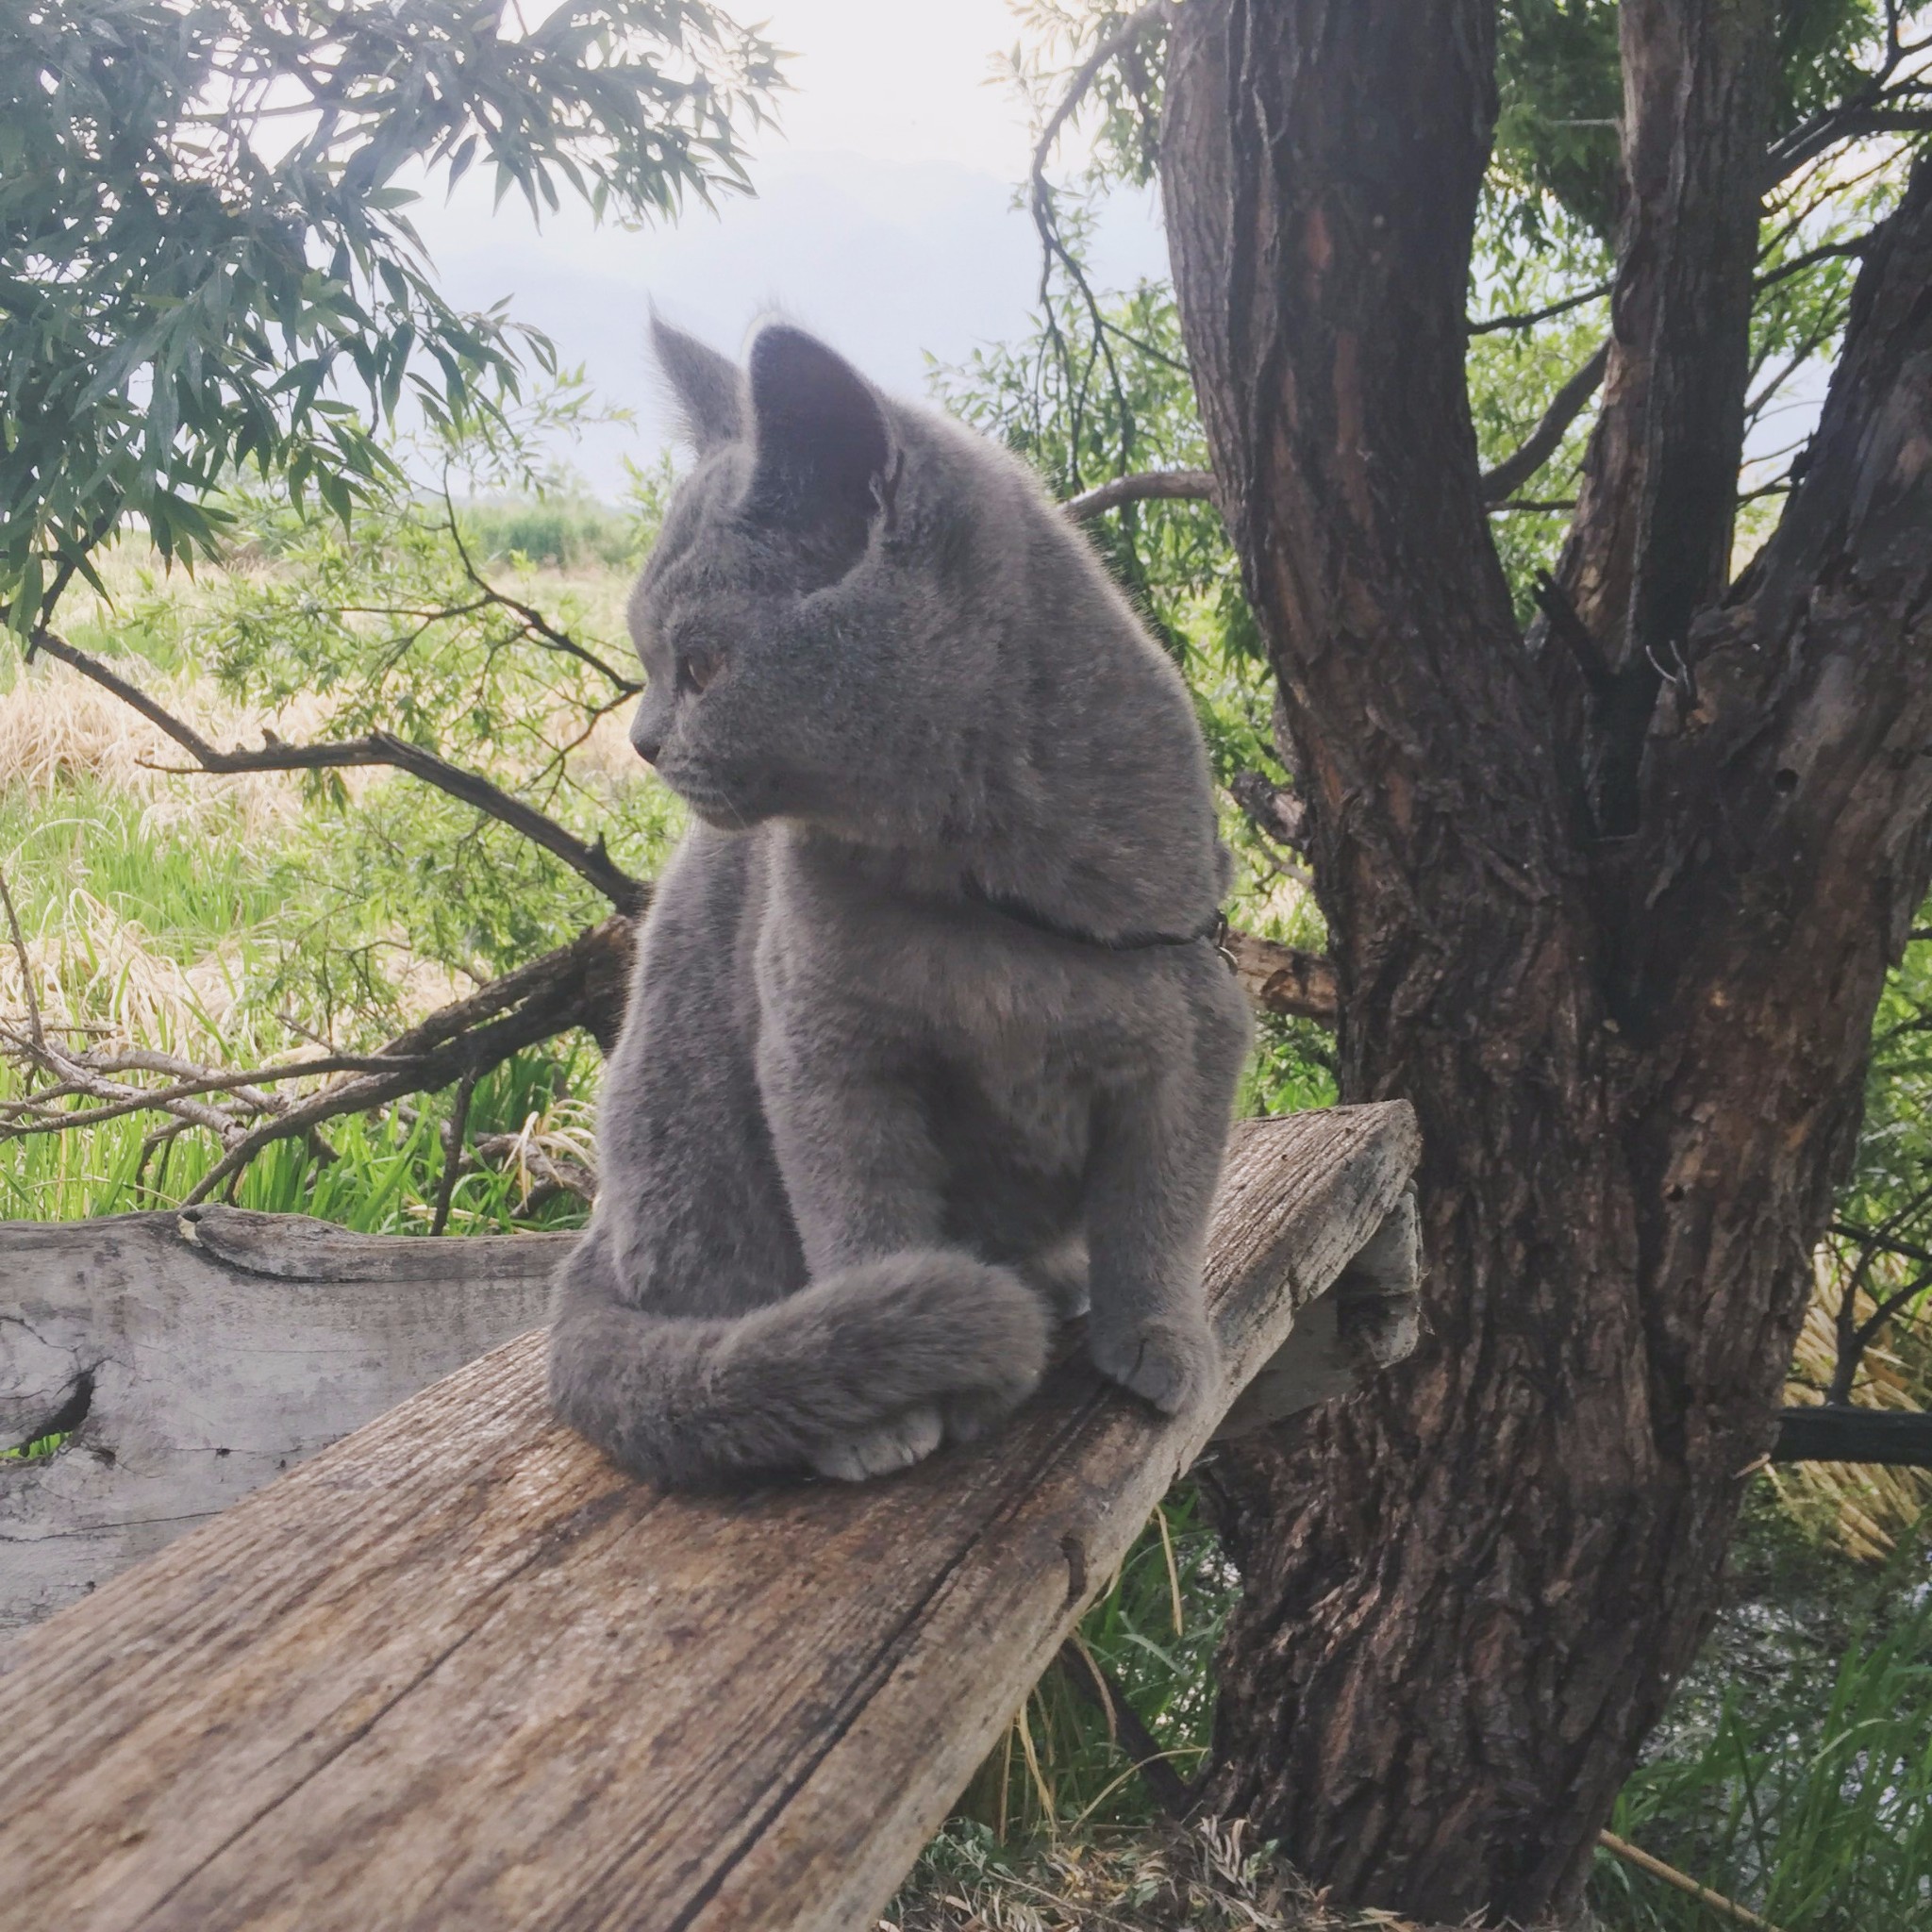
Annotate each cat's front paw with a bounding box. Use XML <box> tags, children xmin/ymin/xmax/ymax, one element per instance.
<box><xmin>1090</xmin><ymin>1315</ymin><xmax>1219</xmax><ymax>1416</ymax></box>
<box><xmin>808</xmin><ymin>1404</ymin><xmax>943</xmax><ymax>1482</ymax></box>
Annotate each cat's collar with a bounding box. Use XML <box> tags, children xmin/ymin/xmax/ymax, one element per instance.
<box><xmin>958</xmin><ymin>883</ymin><xmax>1229</xmax><ymax>960</ymax></box>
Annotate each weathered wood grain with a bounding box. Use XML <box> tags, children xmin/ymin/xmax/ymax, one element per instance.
<box><xmin>0</xmin><ymin>1103</ymin><xmax>1419</xmax><ymax>1932</ymax></box>
<box><xmin>0</xmin><ymin>1208</ymin><xmax>566</xmax><ymax>1630</ymax></box>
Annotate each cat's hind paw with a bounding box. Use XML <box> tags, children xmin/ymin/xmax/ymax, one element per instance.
<box><xmin>938</xmin><ymin>1388</ymin><xmax>1015</xmax><ymax>1447</ymax></box>
<box><xmin>1090</xmin><ymin>1315</ymin><xmax>1219</xmax><ymax>1416</ymax></box>
<box><xmin>808</xmin><ymin>1404</ymin><xmax>943</xmax><ymax>1482</ymax></box>
<box><xmin>1019</xmin><ymin>1237</ymin><xmax>1091</xmax><ymax>1320</ymax></box>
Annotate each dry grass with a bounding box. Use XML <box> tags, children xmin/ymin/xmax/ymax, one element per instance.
<box><xmin>0</xmin><ymin>647</ymin><xmax>325</xmax><ymax>836</ymax></box>
<box><xmin>0</xmin><ymin>884</ymin><xmax>243</xmax><ymax>1051</ymax></box>
<box><xmin>3</xmin><ymin>649</ymin><xmax>308</xmax><ymax>1058</ymax></box>
<box><xmin>883</xmin><ymin>1819</ymin><xmax>1490</xmax><ymax>1932</ymax></box>
<box><xmin>0</xmin><ymin>653</ymin><xmax>482</xmax><ymax>1066</ymax></box>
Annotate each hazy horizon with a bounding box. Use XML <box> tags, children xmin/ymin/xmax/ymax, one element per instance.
<box><xmin>405</xmin><ymin>0</ymin><xmax>1169</xmax><ymax>498</ymax></box>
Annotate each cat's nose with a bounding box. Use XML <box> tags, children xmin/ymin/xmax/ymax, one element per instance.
<box><xmin>629</xmin><ymin>718</ymin><xmax>663</xmax><ymax>766</ymax></box>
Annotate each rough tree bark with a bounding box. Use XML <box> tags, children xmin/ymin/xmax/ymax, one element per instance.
<box><xmin>1161</xmin><ymin>1</ymin><xmax>1932</xmax><ymax>1920</ymax></box>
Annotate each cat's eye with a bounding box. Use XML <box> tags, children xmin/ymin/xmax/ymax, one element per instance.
<box><xmin>676</xmin><ymin>650</ymin><xmax>718</xmax><ymax>696</ymax></box>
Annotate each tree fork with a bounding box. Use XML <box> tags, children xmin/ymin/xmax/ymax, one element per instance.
<box><xmin>1163</xmin><ymin>0</ymin><xmax>1932</xmax><ymax>1921</ymax></box>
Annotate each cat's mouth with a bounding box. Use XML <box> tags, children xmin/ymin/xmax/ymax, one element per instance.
<box><xmin>665</xmin><ymin>772</ymin><xmax>768</xmax><ymax>831</ymax></box>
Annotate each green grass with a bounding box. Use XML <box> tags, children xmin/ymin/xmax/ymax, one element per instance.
<box><xmin>458</xmin><ymin>494</ymin><xmax>642</xmax><ymax>572</ymax></box>
<box><xmin>1588</xmin><ymin>1497</ymin><xmax>1932</xmax><ymax>1932</ymax></box>
<box><xmin>4</xmin><ymin>786</ymin><xmax>285</xmax><ymax>954</ymax></box>
<box><xmin>954</xmin><ymin>1484</ymin><xmax>1235</xmax><ymax>1839</ymax></box>
<box><xmin>1595</xmin><ymin>1599</ymin><xmax>1932</xmax><ymax>1929</ymax></box>
<box><xmin>3</xmin><ymin>1041</ymin><xmax>596</xmax><ymax>1232</ymax></box>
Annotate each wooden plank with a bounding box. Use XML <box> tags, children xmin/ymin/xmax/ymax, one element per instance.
<box><xmin>0</xmin><ymin>1102</ymin><xmax>1419</xmax><ymax>1932</ymax></box>
<box><xmin>0</xmin><ymin>1208</ymin><xmax>565</xmax><ymax>1631</ymax></box>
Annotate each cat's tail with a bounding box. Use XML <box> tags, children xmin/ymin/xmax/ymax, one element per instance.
<box><xmin>546</xmin><ymin>1237</ymin><xmax>1050</xmax><ymax>1489</ymax></box>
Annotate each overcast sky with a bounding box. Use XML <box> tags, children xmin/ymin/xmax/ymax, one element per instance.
<box><xmin>410</xmin><ymin>0</ymin><xmax>1168</xmax><ymax>496</ymax></box>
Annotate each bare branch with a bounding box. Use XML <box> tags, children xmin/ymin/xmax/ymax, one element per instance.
<box><xmin>1477</xmin><ymin>341</ymin><xmax>1609</xmax><ymax>504</ymax></box>
<box><xmin>1833</xmin><ymin>1218</ymin><xmax>1932</xmax><ymax>1266</ymax></box>
<box><xmin>0</xmin><ymin>1051</ymin><xmax>425</xmax><ymax>1138</ymax></box>
<box><xmin>1772</xmin><ymin>1405</ymin><xmax>1932</xmax><ymax>1468</ymax></box>
<box><xmin>1229</xmin><ymin>771</ymin><xmax>1308</xmax><ymax>850</ymax></box>
<box><xmin>1093</xmin><ymin>338</ymin><xmax>1611</xmax><ymax>520</ymax></box>
<box><xmin>1767</xmin><ymin>105</ymin><xmax>1932</xmax><ymax>192</ymax></box>
<box><xmin>1595</xmin><ymin>1830</ymin><xmax>1792</xmax><ymax>1932</ymax></box>
<box><xmin>0</xmin><ymin>861</ymin><xmax>43</xmax><ymax>1062</ymax></box>
<box><xmin>1850</xmin><ymin>1265</ymin><xmax>1932</xmax><ymax>1359</ymax></box>
<box><xmin>1467</xmin><ymin>279</ymin><xmax>1612</xmax><ymax>336</ymax></box>
<box><xmin>1221</xmin><ymin>928</ymin><xmax>1338</xmax><ymax>1027</ymax></box>
<box><xmin>1761</xmin><ymin>25</ymin><xmax>1932</xmax><ymax>191</ymax></box>
<box><xmin>28</xmin><ymin>628</ymin><xmax>651</xmax><ymax>916</ymax></box>
<box><xmin>8</xmin><ymin>903</ymin><xmax>1334</xmax><ymax>1205</ymax></box>
<box><xmin>1057</xmin><ymin>1637</ymin><xmax>1198</xmax><ymax>1819</ymax></box>
<box><xmin>1532</xmin><ymin>570</ymin><xmax>1614</xmax><ymax>696</ymax></box>
<box><xmin>174</xmin><ymin>915</ymin><xmax>638</xmax><ymax>1207</ymax></box>
<box><xmin>1828</xmin><ymin>1177</ymin><xmax>1932</xmax><ymax>1402</ymax></box>
<box><xmin>430</xmin><ymin>1068</ymin><xmax>480</xmax><ymax>1236</ymax></box>
<box><xmin>1064</xmin><ymin>468</ymin><xmax>1217</xmax><ymax>520</ymax></box>
<box><xmin>470</xmin><ymin>1129</ymin><xmax>596</xmax><ymax>1208</ymax></box>
<box><xmin>1756</xmin><ymin>230</ymin><xmax>1872</xmax><ymax>293</ymax></box>
<box><xmin>1</xmin><ymin>1024</ymin><xmax>246</xmax><ymax>1140</ymax></box>
<box><xmin>438</xmin><ymin>484</ymin><xmax>643</xmax><ymax>695</ymax></box>
<box><xmin>1745</xmin><ymin>308</ymin><xmax>1851</xmax><ymax>425</ymax></box>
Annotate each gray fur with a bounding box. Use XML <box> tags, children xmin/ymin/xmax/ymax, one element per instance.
<box><xmin>548</xmin><ymin>319</ymin><xmax>1252</xmax><ymax>1489</ymax></box>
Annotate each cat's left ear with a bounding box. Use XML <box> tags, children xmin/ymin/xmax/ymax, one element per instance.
<box><xmin>650</xmin><ymin>314</ymin><xmax>743</xmax><ymax>453</ymax></box>
<box><xmin>743</xmin><ymin>325</ymin><xmax>894</xmax><ymax>554</ymax></box>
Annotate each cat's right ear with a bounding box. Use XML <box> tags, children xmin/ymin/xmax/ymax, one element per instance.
<box><xmin>650</xmin><ymin>316</ymin><xmax>743</xmax><ymax>453</ymax></box>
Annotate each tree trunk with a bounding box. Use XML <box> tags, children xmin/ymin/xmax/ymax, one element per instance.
<box><xmin>1161</xmin><ymin>1</ymin><xmax>1932</xmax><ymax>1920</ymax></box>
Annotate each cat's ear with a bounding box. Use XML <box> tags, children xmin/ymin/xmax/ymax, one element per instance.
<box><xmin>742</xmin><ymin>325</ymin><xmax>892</xmax><ymax>549</ymax></box>
<box><xmin>650</xmin><ymin>315</ymin><xmax>743</xmax><ymax>453</ymax></box>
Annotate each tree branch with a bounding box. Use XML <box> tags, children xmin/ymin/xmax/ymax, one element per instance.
<box><xmin>1057</xmin><ymin>1637</ymin><xmax>1198</xmax><ymax>1820</ymax></box>
<box><xmin>1532</xmin><ymin>569</ymin><xmax>1616</xmax><ymax>696</ymax></box>
<box><xmin>0</xmin><ymin>861</ymin><xmax>44</xmax><ymax>1065</ymax></box>
<box><xmin>1831</xmin><ymin>1219</ymin><xmax>1932</xmax><ymax>1267</ymax></box>
<box><xmin>1229</xmin><ymin>771</ymin><xmax>1308</xmax><ymax>850</ymax></box>
<box><xmin>1756</xmin><ymin>230</ymin><xmax>1871</xmax><ymax>293</ymax></box>
<box><xmin>0</xmin><ymin>1051</ymin><xmax>425</xmax><ymax>1137</ymax></box>
<box><xmin>0</xmin><ymin>916</ymin><xmax>640</xmax><ymax>1205</ymax></box>
<box><xmin>1028</xmin><ymin>2</ymin><xmax>1174</xmax><ymax>498</ymax></box>
<box><xmin>1477</xmin><ymin>341</ymin><xmax>1610</xmax><ymax>504</ymax></box>
<box><xmin>1222</xmin><ymin>928</ymin><xmax>1338</xmax><ymax>1027</ymax></box>
<box><xmin>1467</xmin><ymin>279</ymin><xmax>1612</xmax><ymax>335</ymax></box>
<box><xmin>1763</xmin><ymin>46</ymin><xmax>1932</xmax><ymax>192</ymax></box>
<box><xmin>27</xmin><ymin>628</ymin><xmax>651</xmax><ymax>916</ymax></box>
<box><xmin>1542</xmin><ymin>0</ymin><xmax>1775</xmax><ymax>841</ymax></box>
<box><xmin>1070</xmin><ymin>342</ymin><xmax>1618</xmax><ymax>525</ymax></box>
<box><xmin>173</xmin><ymin>915</ymin><xmax>637</xmax><ymax>1206</ymax></box>
<box><xmin>469</xmin><ymin>1128</ymin><xmax>596</xmax><ymax>1208</ymax></box>
<box><xmin>439</xmin><ymin>484</ymin><xmax>642</xmax><ymax>695</ymax></box>
<box><xmin>1064</xmin><ymin>468</ymin><xmax>1218</xmax><ymax>520</ymax></box>
<box><xmin>1772</xmin><ymin>1405</ymin><xmax>1932</xmax><ymax>1468</ymax></box>
<box><xmin>5</xmin><ymin>908</ymin><xmax>1333</xmax><ymax>1203</ymax></box>
<box><xmin>1028</xmin><ymin>2</ymin><xmax>1175</xmax><ymax>203</ymax></box>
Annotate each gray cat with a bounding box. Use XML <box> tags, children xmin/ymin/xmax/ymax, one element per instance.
<box><xmin>547</xmin><ymin>319</ymin><xmax>1251</xmax><ymax>1489</ymax></box>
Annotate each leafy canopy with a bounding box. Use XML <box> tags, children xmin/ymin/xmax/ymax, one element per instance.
<box><xmin>1492</xmin><ymin>1</ymin><xmax>1909</xmax><ymax>243</ymax></box>
<box><xmin>0</xmin><ymin>0</ymin><xmax>782</xmax><ymax>633</ymax></box>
